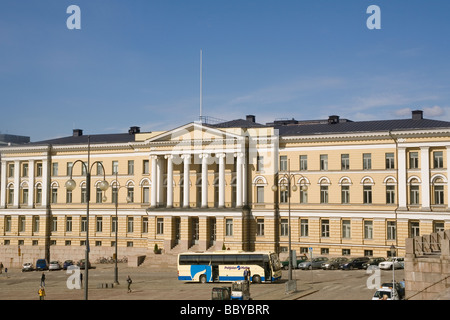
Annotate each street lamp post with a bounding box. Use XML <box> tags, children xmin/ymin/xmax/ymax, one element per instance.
<box><xmin>390</xmin><ymin>244</ymin><xmax>396</xmax><ymax>297</ymax></box>
<box><xmin>112</xmin><ymin>171</ymin><xmax>131</xmax><ymax>285</ymax></box>
<box><xmin>65</xmin><ymin>136</ymin><xmax>109</xmax><ymax>300</ymax></box>
<box><xmin>272</xmin><ymin>159</ymin><xmax>307</xmax><ymax>294</ymax></box>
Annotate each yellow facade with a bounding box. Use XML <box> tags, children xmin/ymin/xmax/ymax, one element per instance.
<box><xmin>1</xmin><ymin>112</ymin><xmax>450</xmax><ymax>265</ymax></box>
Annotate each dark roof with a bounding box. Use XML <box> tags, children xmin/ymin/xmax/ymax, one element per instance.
<box><xmin>210</xmin><ymin>118</ymin><xmax>267</xmax><ymax>129</ymax></box>
<box><xmin>27</xmin><ymin>133</ymin><xmax>135</xmax><ymax>146</ymax></box>
<box><xmin>278</xmin><ymin>118</ymin><xmax>450</xmax><ymax>137</ymax></box>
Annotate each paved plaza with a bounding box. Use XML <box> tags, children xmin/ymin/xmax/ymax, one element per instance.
<box><xmin>0</xmin><ymin>262</ymin><xmax>404</xmax><ymax>301</ymax></box>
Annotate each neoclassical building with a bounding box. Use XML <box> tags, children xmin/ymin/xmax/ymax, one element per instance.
<box><xmin>1</xmin><ymin>110</ymin><xmax>450</xmax><ymax>264</ymax></box>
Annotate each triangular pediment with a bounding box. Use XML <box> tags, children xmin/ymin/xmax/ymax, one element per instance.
<box><xmin>145</xmin><ymin>122</ymin><xmax>244</xmax><ymax>145</ymax></box>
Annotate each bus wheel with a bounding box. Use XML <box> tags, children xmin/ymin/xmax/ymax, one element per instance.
<box><xmin>199</xmin><ymin>275</ymin><xmax>207</xmax><ymax>284</ymax></box>
<box><xmin>252</xmin><ymin>275</ymin><xmax>261</xmax><ymax>284</ymax></box>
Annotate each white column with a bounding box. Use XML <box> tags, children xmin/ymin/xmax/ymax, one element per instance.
<box><xmin>235</xmin><ymin>153</ymin><xmax>243</xmax><ymax>207</ymax></box>
<box><xmin>218</xmin><ymin>153</ymin><xmax>225</xmax><ymax>208</ymax></box>
<box><xmin>242</xmin><ymin>150</ymin><xmax>247</xmax><ymax>205</ymax></box>
<box><xmin>157</xmin><ymin>157</ymin><xmax>164</xmax><ymax>204</ymax></box>
<box><xmin>183</xmin><ymin>154</ymin><xmax>191</xmax><ymax>208</ymax></box>
<box><xmin>165</xmin><ymin>155</ymin><xmax>173</xmax><ymax>208</ymax></box>
<box><xmin>13</xmin><ymin>160</ymin><xmax>20</xmax><ymax>207</ymax></box>
<box><xmin>0</xmin><ymin>161</ymin><xmax>7</xmax><ymax>208</ymax></box>
<box><xmin>41</xmin><ymin>158</ymin><xmax>49</xmax><ymax>207</ymax></box>
<box><xmin>150</xmin><ymin>155</ymin><xmax>158</xmax><ymax>207</ymax></box>
<box><xmin>397</xmin><ymin>147</ymin><xmax>407</xmax><ymax>210</ymax></box>
<box><xmin>421</xmin><ymin>147</ymin><xmax>430</xmax><ymax>211</ymax></box>
<box><xmin>28</xmin><ymin>160</ymin><xmax>35</xmax><ymax>208</ymax></box>
<box><xmin>200</xmin><ymin>154</ymin><xmax>209</xmax><ymax>208</ymax></box>
<box><xmin>447</xmin><ymin>147</ymin><xmax>450</xmax><ymax>208</ymax></box>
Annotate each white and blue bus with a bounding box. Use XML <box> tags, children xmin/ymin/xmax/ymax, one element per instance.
<box><xmin>177</xmin><ymin>251</ymin><xmax>282</xmax><ymax>284</ymax></box>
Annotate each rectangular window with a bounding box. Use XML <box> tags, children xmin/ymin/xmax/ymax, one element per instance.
<box><xmin>320</xmin><ymin>186</ymin><xmax>328</xmax><ymax>204</ymax></box>
<box><xmin>66</xmin><ymin>190</ymin><xmax>72</xmax><ymax>204</ymax></box>
<box><xmin>341</xmin><ymin>154</ymin><xmax>349</xmax><ymax>170</ymax></box>
<box><xmin>127</xmin><ymin>217</ymin><xmax>134</xmax><ymax>233</ymax></box>
<box><xmin>66</xmin><ymin>217</ymin><xmax>72</xmax><ymax>232</ymax></box>
<box><xmin>22</xmin><ymin>188</ymin><xmax>29</xmax><ymax>204</ymax></box>
<box><xmin>341</xmin><ymin>185</ymin><xmax>350</xmax><ymax>204</ymax></box>
<box><xmin>434</xmin><ymin>185</ymin><xmax>444</xmax><ymax>205</ymax></box>
<box><xmin>410</xmin><ymin>185</ymin><xmax>420</xmax><ymax>205</ymax></box>
<box><xmin>364</xmin><ymin>220</ymin><xmax>373</xmax><ymax>239</ymax></box>
<box><xmin>321</xmin><ymin>219</ymin><xmax>330</xmax><ymax>238</ymax></box>
<box><xmin>434</xmin><ymin>151</ymin><xmax>444</xmax><ymax>168</ymax></box>
<box><xmin>300</xmin><ymin>155</ymin><xmax>307</xmax><ymax>171</ymax></box>
<box><xmin>96</xmin><ymin>217</ymin><xmax>103</xmax><ymax>232</ymax></box>
<box><xmin>5</xmin><ymin>216</ymin><xmax>12</xmax><ymax>232</ymax></box>
<box><xmin>81</xmin><ymin>187</ymin><xmax>87</xmax><ymax>204</ymax></box>
<box><xmin>33</xmin><ymin>216</ymin><xmax>40</xmax><ymax>233</ymax></box>
<box><xmin>409</xmin><ymin>152</ymin><xmax>419</xmax><ymax>169</ymax></box>
<box><xmin>81</xmin><ymin>217</ymin><xmax>87</xmax><ymax>232</ymax></box>
<box><xmin>385</xmin><ymin>153</ymin><xmax>395</xmax><ymax>169</ymax></box>
<box><xmin>22</xmin><ymin>163</ymin><xmax>29</xmax><ymax>177</ymax></box>
<box><xmin>142</xmin><ymin>186</ymin><xmax>150</xmax><ymax>203</ymax></box>
<box><xmin>8</xmin><ymin>163</ymin><xmax>14</xmax><ymax>177</ymax></box>
<box><xmin>142</xmin><ymin>217</ymin><xmax>148</xmax><ymax>233</ymax></box>
<box><xmin>52</xmin><ymin>163</ymin><xmax>58</xmax><ymax>176</ymax></box>
<box><xmin>51</xmin><ymin>188</ymin><xmax>58</xmax><ymax>204</ymax></box>
<box><xmin>410</xmin><ymin>221</ymin><xmax>420</xmax><ymax>237</ymax></box>
<box><xmin>96</xmin><ymin>162</ymin><xmax>104</xmax><ymax>175</ymax></box>
<box><xmin>279</xmin><ymin>156</ymin><xmax>287</xmax><ymax>171</ymax></box>
<box><xmin>51</xmin><ymin>217</ymin><xmax>58</xmax><ymax>232</ymax></box>
<box><xmin>363</xmin><ymin>153</ymin><xmax>371</xmax><ymax>170</ymax></box>
<box><xmin>363</xmin><ymin>186</ymin><xmax>372</xmax><ymax>204</ymax></box>
<box><xmin>112</xmin><ymin>161</ymin><xmax>119</xmax><ymax>174</ymax></box>
<box><xmin>256</xmin><ymin>186</ymin><xmax>264</xmax><ymax>203</ymax></box>
<box><xmin>19</xmin><ymin>216</ymin><xmax>26</xmax><ymax>232</ymax></box>
<box><xmin>96</xmin><ymin>187</ymin><xmax>103</xmax><ymax>203</ymax></box>
<box><xmin>127</xmin><ymin>187</ymin><xmax>134</xmax><ymax>203</ymax></box>
<box><xmin>257</xmin><ymin>155</ymin><xmax>264</xmax><ymax>171</ymax></box>
<box><xmin>300</xmin><ymin>219</ymin><xmax>308</xmax><ymax>237</ymax></box>
<box><xmin>387</xmin><ymin>221</ymin><xmax>396</xmax><ymax>240</ymax></box>
<box><xmin>320</xmin><ymin>155</ymin><xmax>328</xmax><ymax>170</ymax></box>
<box><xmin>111</xmin><ymin>217</ymin><xmax>117</xmax><ymax>233</ymax></box>
<box><xmin>67</xmin><ymin>162</ymin><xmax>73</xmax><ymax>176</ymax></box>
<box><xmin>386</xmin><ymin>185</ymin><xmax>395</xmax><ymax>204</ymax></box>
<box><xmin>128</xmin><ymin>160</ymin><xmax>134</xmax><ymax>175</ymax></box>
<box><xmin>143</xmin><ymin>160</ymin><xmax>149</xmax><ymax>174</ymax></box>
<box><xmin>342</xmin><ymin>220</ymin><xmax>351</xmax><ymax>239</ymax></box>
<box><xmin>280</xmin><ymin>189</ymin><xmax>288</xmax><ymax>203</ymax></box>
<box><xmin>300</xmin><ymin>187</ymin><xmax>308</xmax><ymax>204</ymax></box>
<box><xmin>280</xmin><ymin>219</ymin><xmax>288</xmax><ymax>237</ymax></box>
<box><xmin>256</xmin><ymin>219</ymin><xmax>264</xmax><ymax>236</ymax></box>
<box><xmin>157</xmin><ymin>218</ymin><xmax>164</xmax><ymax>235</ymax></box>
<box><xmin>226</xmin><ymin>218</ymin><xmax>233</xmax><ymax>236</ymax></box>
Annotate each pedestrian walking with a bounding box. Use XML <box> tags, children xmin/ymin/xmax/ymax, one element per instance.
<box><xmin>0</xmin><ymin>262</ymin><xmax>3</xmax><ymax>274</ymax></box>
<box><xmin>40</xmin><ymin>272</ymin><xmax>46</xmax><ymax>287</ymax></box>
<box><xmin>38</xmin><ymin>286</ymin><xmax>46</xmax><ymax>300</ymax></box>
<box><xmin>127</xmin><ymin>275</ymin><xmax>132</xmax><ymax>293</ymax></box>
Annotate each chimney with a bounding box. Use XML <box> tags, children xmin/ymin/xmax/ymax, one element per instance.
<box><xmin>128</xmin><ymin>126</ymin><xmax>141</xmax><ymax>135</ymax></box>
<box><xmin>412</xmin><ymin>110</ymin><xmax>423</xmax><ymax>120</ymax></box>
<box><xmin>73</xmin><ymin>129</ymin><xmax>83</xmax><ymax>137</ymax></box>
<box><xmin>246</xmin><ymin>115</ymin><xmax>255</xmax><ymax>123</ymax></box>
<box><xmin>328</xmin><ymin>115</ymin><xmax>340</xmax><ymax>124</ymax></box>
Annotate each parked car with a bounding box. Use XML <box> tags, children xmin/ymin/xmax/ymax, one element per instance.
<box><xmin>379</xmin><ymin>257</ymin><xmax>404</xmax><ymax>270</ymax></box>
<box><xmin>372</xmin><ymin>287</ymin><xmax>399</xmax><ymax>300</ymax></box>
<box><xmin>49</xmin><ymin>261</ymin><xmax>62</xmax><ymax>271</ymax></box>
<box><xmin>322</xmin><ymin>257</ymin><xmax>348</xmax><ymax>270</ymax></box>
<box><xmin>22</xmin><ymin>262</ymin><xmax>34</xmax><ymax>272</ymax></box>
<box><xmin>281</xmin><ymin>256</ymin><xmax>307</xmax><ymax>270</ymax></box>
<box><xmin>35</xmin><ymin>259</ymin><xmax>48</xmax><ymax>271</ymax></box>
<box><xmin>340</xmin><ymin>257</ymin><xmax>370</xmax><ymax>270</ymax></box>
<box><xmin>298</xmin><ymin>257</ymin><xmax>328</xmax><ymax>270</ymax></box>
<box><xmin>362</xmin><ymin>257</ymin><xmax>385</xmax><ymax>269</ymax></box>
<box><xmin>63</xmin><ymin>260</ymin><xmax>74</xmax><ymax>270</ymax></box>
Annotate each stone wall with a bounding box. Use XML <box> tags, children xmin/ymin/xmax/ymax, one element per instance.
<box><xmin>404</xmin><ymin>230</ymin><xmax>450</xmax><ymax>300</ymax></box>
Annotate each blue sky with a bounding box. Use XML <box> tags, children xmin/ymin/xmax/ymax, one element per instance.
<box><xmin>2</xmin><ymin>0</ymin><xmax>450</xmax><ymax>141</ymax></box>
